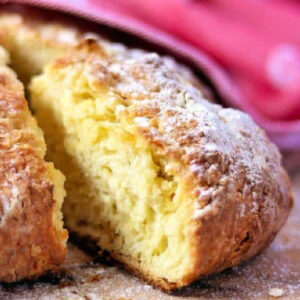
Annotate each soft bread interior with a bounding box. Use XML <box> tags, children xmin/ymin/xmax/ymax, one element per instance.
<box><xmin>29</xmin><ymin>59</ymin><xmax>196</xmax><ymax>285</ymax></box>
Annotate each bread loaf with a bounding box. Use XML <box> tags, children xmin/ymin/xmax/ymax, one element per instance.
<box><xmin>29</xmin><ymin>42</ymin><xmax>292</xmax><ymax>290</ymax></box>
<box><xmin>0</xmin><ymin>12</ymin><xmax>292</xmax><ymax>291</ymax></box>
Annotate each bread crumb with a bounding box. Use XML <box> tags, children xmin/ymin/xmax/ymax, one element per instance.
<box><xmin>268</xmin><ymin>288</ymin><xmax>284</xmax><ymax>297</ymax></box>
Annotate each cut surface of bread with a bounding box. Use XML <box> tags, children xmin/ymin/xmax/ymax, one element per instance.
<box><xmin>0</xmin><ymin>46</ymin><xmax>67</xmax><ymax>282</ymax></box>
<box><xmin>29</xmin><ymin>51</ymin><xmax>195</xmax><ymax>288</ymax></box>
<box><xmin>28</xmin><ymin>43</ymin><xmax>293</xmax><ymax>290</ymax></box>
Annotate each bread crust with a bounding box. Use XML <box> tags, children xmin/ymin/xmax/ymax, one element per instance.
<box><xmin>0</xmin><ymin>52</ymin><xmax>67</xmax><ymax>282</ymax></box>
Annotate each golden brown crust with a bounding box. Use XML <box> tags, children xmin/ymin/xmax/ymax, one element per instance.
<box><xmin>48</xmin><ymin>44</ymin><xmax>293</xmax><ymax>291</ymax></box>
<box><xmin>0</xmin><ymin>53</ymin><xmax>67</xmax><ymax>282</ymax></box>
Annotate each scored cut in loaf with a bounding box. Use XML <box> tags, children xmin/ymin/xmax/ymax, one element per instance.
<box><xmin>0</xmin><ymin>12</ymin><xmax>293</xmax><ymax>291</ymax></box>
<box><xmin>0</xmin><ymin>46</ymin><xmax>67</xmax><ymax>282</ymax></box>
<box><xmin>28</xmin><ymin>41</ymin><xmax>292</xmax><ymax>290</ymax></box>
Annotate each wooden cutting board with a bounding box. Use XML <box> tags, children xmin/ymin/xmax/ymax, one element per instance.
<box><xmin>0</xmin><ymin>153</ymin><xmax>299</xmax><ymax>300</ymax></box>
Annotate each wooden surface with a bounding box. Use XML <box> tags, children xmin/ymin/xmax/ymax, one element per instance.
<box><xmin>0</xmin><ymin>152</ymin><xmax>299</xmax><ymax>300</ymax></box>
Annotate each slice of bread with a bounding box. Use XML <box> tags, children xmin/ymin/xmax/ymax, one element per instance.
<box><xmin>0</xmin><ymin>46</ymin><xmax>67</xmax><ymax>282</ymax></box>
<box><xmin>28</xmin><ymin>43</ymin><xmax>292</xmax><ymax>291</ymax></box>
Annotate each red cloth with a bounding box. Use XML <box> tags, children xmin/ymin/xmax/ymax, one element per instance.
<box><xmin>5</xmin><ymin>0</ymin><xmax>300</xmax><ymax>148</ymax></box>
<box><xmin>96</xmin><ymin>0</ymin><xmax>300</xmax><ymax>120</ymax></box>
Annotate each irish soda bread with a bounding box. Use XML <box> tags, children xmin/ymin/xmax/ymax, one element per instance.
<box><xmin>0</xmin><ymin>46</ymin><xmax>67</xmax><ymax>282</ymax></box>
<box><xmin>0</xmin><ymin>11</ymin><xmax>293</xmax><ymax>290</ymax></box>
<box><xmin>28</xmin><ymin>41</ymin><xmax>292</xmax><ymax>291</ymax></box>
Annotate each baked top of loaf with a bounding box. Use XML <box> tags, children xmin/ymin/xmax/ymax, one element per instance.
<box><xmin>0</xmin><ymin>46</ymin><xmax>67</xmax><ymax>282</ymax></box>
<box><xmin>28</xmin><ymin>39</ymin><xmax>293</xmax><ymax>290</ymax></box>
